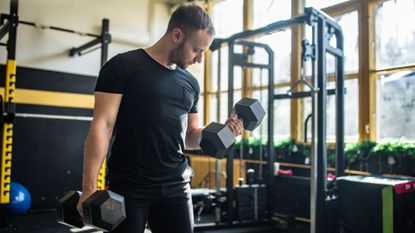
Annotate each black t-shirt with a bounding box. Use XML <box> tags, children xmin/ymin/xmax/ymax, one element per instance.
<box><xmin>95</xmin><ymin>49</ymin><xmax>199</xmax><ymax>188</ymax></box>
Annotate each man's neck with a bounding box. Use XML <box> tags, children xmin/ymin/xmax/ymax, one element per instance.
<box><xmin>144</xmin><ymin>37</ymin><xmax>176</xmax><ymax>69</ymax></box>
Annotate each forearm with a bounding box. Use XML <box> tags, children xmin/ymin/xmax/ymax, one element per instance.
<box><xmin>82</xmin><ymin>122</ymin><xmax>113</xmax><ymax>192</ymax></box>
<box><xmin>185</xmin><ymin>127</ymin><xmax>203</xmax><ymax>150</ymax></box>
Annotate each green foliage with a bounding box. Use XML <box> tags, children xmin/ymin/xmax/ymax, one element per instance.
<box><xmin>345</xmin><ymin>140</ymin><xmax>377</xmax><ymax>164</ymax></box>
<box><xmin>371</xmin><ymin>140</ymin><xmax>415</xmax><ymax>159</ymax></box>
<box><xmin>236</xmin><ymin>137</ymin><xmax>414</xmax><ymax>175</ymax></box>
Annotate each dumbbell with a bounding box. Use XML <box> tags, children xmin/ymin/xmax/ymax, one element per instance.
<box><xmin>57</xmin><ymin>190</ymin><xmax>126</xmax><ymax>232</ymax></box>
<box><xmin>200</xmin><ymin>97</ymin><xmax>266</xmax><ymax>159</ymax></box>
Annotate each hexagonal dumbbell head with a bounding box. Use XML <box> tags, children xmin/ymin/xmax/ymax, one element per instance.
<box><xmin>234</xmin><ymin>98</ymin><xmax>266</xmax><ymax>131</ymax></box>
<box><xmin>56</xmin><ymin>191</ymin><xmax>84</xmax><ymax>228</ymax></box>
<box><xmin>82</xmin><ymin>190</ymin><xmax>126</xmax><ymax>232</ymax></box>
<box><xmin>201</xmin><ymin>122</ymin><xmax>235</xmax><ymax>159</ymax></box>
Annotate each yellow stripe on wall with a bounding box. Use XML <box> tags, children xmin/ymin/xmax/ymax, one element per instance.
<box><xmin>0</xmin><ymin>88</ymin><xmax>94</xmax><ymax>109</ymax></box>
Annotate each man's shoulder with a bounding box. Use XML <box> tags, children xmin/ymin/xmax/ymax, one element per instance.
<box><xmin>103</xmin><ymin>49</ymin><xmax>143</xmax><ymax>67</ymax></box>
<box><xmin>117</xmin><ymin>48</ymin><xmax>156</xmax><ymax>73</ymax></box>
<box><xmin>179</xmin><ymin>69</ymin><xmax>200</xmax><ymax>92</ymax></box>
<box><xmin>179</xmin><ymin>69</ymin><xmax>197</xmax><ymax>82</ymax></box>
<box><xmin>118</xmin><ymin>48</ymin><xmax>146</xmax><ymax>63</ymax></box>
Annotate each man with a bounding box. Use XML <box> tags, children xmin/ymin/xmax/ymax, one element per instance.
<box><xmin>76</xmin><ymin>4</ymin><xmax>244</xmax><ymax>233</ymax></box>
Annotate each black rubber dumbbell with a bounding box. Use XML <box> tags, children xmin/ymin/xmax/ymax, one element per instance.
<box><xmin>200</xmin><ymin>97</ymin><xmax>266</xmax><ymax>159</ymax></box>
<box><xmin>57</xmin><ymin>190</ymin><xmax>126</xmax><ymax>232</ymax></box>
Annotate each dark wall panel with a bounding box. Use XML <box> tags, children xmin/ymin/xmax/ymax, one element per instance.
<box><xmin>0</xmin><ymin>65</ymin><xmax>97</xmax><ymax>94</ymax></box>
<box><xmin>0</xmin><ymin>65</ymin><xmax>97</xmax><ymax>210</ymax></box>
<box><xmin>12</xmin><ymin>115</ymin><xmax>91</xmax><ymax>209</ymax></box>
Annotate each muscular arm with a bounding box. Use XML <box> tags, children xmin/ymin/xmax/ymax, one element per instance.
<box><xmin>185</xmin><ymin>113</ymin><xmax>244</xmax><ymax>151</ymax></box>
<box><xmin>185</xmin><ymin>113</ymin><xmax>203</xmax><ymax>150</ymax></box>
<box><xmin>81</xmin><ymin>92</ymin><xmax>122</xmax><ymax>193</ymax></box>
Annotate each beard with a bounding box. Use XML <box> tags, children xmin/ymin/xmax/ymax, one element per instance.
<box><xmin>169</xmin><ymin>41</ymin><xmax>188</xmax><ymax>69</ymax></box>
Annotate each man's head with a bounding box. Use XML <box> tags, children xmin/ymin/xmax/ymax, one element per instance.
<box><xmin>166</xmin><ymin>4</ymin><xmax>215</xmax><ymax>69</ymax></box>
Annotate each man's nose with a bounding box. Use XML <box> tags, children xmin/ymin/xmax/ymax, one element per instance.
<box><xmin>195</xmin><ymin>53</ymin><xmax>203</xmax><ymax>63</ymax></box>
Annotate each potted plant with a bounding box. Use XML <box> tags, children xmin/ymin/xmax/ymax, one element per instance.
<box><xmin>400</xmin><ymin>143</ymin><xmax>415</xmax><ymax>176</ymax></box>
<box><xmin>274</xmin><ymin>138</ymin><xmax>294</xmax><ymax>163</ymax></box>
<box><xmin>344</xmin><ymin>140</ymin><xmax>376</xmax><ymax>171</ymax></box>
<box><xmin>385</xmin><ymin>141</ymin><xmax>415</xmax><ymax>176</ymax></box>
<box><xmin>369</xmin><ymin>143</ymin><xmax>388</xmax><ymax>175</ymax></box>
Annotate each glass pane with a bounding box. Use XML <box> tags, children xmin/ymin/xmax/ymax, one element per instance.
<box><xmin>252</xmin><ymin>88</ymin><xmax>291</xmax><ymax>141</ymax></box>
<box><xmin>303</xmin><ymin>79</ymin><xmax>359</xmax><ymax>142</ymax></box>
<box><xmin>255</xmin><ymin>30</ymin><xmax>291</xmax><ymax>84</ymax></box>
<box><xmin>336</xmin><ymin>11</ymin><xmax>359</xmax><ymax>73</ymax></box>
<box><xmin>253</xmin><ymin>0</ymin><xmax>291</xmax><ymax>28</ymax></box>
<box><xmin>252</xmin><ymin>68</ymin><xmax>269</xmax><ymax>88</ymax></box>
<box><xmin>211</xmin><ymin>48</ymin><xmax>227</xmax><ymax>92</ymax></box>
<box><xmin>377</xmin><ymin>70</ymin><xmax>415</xmax><ymax>141</ymax></box>
<box><xmin>187</xmin><ymin>61</ymin><xmax>205</xmax><ymax>93</ymax></box>
<box><xmin>213</xmin><ymin>0</ymin><xmax>243</xmax><ymax>38</ymax></box>
<box><xmin>211</xmin><ymin>47</ymin><xmax>244</xmax><ymax>92</ymax></box>
<box><xmin>211</xmin><ymin>0</ymin><xmax>243</xmax><ymax>93</ymax></box>
<box><xmin>304</xmin><ymin>10</ymin><xmax>359</xmax><ymax>76</ymax></box>
<box><xmin>376</xmin><ymin>0</ymin><xmax>415</xmax><ymax>68</ymax></box>
<box><xmin>198</xmin><ymin>94</ymin><xmax>204</xmax><ymax>126</ymax></box>
<box><xmin>209</xmin><ymin>94</ymin><xmax>219</xmax><ymax>123</ymax></box>
<box><xmin>306</xmin><ymin>0</ymin><xmax>350</xmax><ymax>9</ymax></box>
<box><xmin>209</xmin><ymin>91</ymin><xmax>242</xmax><ymax>124</ymax></box>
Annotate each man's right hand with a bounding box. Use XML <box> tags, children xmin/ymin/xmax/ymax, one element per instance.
<box><xmin>76</xmin><ymin>190</ymin><xmax>95</xmax><ymax>217</ymax></box>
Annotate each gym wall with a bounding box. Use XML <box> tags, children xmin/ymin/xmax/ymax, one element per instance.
<box><xmin>0</xmin><ymin>0</ymin><xmax>170</xmax><ymax>75</ymax></box>
<box><xmin>0</xmin><ymin>0</ymin><xmax>171</xmax><ymax>209</ymax></box>
<box><xmin>0</xmin><ymin>64</ymin><xmax>96</xmax><ymax>210</ymax></box>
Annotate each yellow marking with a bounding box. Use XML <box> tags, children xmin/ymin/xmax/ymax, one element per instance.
<box><xmin>0</xmin><ymin>88</ymin><xmax>94</xmax><ymax>109</ymax></box>
<box><xmin>97</xmin><ymin>160</ymin><xmax>107</xmax><ymax>190</ymax></box>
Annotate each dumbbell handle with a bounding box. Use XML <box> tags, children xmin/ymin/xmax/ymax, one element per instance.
<box><xmin>200</xmin><ymin>98</ymin><xmax>265</xmax><ymax>159</ymax></box>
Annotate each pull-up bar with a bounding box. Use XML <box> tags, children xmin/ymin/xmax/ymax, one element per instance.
<box><xmin>0</xmin><ymin>13</ymin><xmax>111</xmax><ymax>67</ymax></box>
<box><xmin>18</xmin><ymin>19</ymin><xmax>101</xmax><ymax>38</ymax></box>
<box><xmin>210</xmin><ymin>7</ymin><xmax>343</xmax><ymax>57</ymax></box>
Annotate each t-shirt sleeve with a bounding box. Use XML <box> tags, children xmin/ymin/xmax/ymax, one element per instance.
<box><xmin>189</xmin><ymin>94</ymin><xmax>199</xmax><ymax>113</ymax></box>
<box><xmin>95</xmin><ymin>54</ymin><xmax>126</xmax><ymax>94</ymax></box>
<box><xmin>189</xmin><ymin>78</ymin><xmax>200</xmax><ymax>114</ymax></box>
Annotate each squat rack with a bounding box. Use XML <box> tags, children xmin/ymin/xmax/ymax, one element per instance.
<box><xmin>210</xmin><ymin>7</ymin><xmax>345</xmax><ymax>233</ymax></box>
<box><xmin>0</xmin><ymin>0</ymin><xmax>111</xmax><ymax>225</ymax></box>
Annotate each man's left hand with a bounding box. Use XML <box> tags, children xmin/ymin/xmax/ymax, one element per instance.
<box><xmin>225</xmin><ymin>112</ymin><xmax>244</xmax><ymax>137</ymax></box>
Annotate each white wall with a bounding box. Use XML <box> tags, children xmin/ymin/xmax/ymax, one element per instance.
<box><xmin>0</xmin><ymin>0</ymin><xmax>171</xmax><ymax>76</ymax></box>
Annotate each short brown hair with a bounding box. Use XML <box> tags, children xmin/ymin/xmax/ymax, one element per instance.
<box><xmin>167</xmin><ymin>4</ymin><xmax>215</xmax><ymax>35</ymax></box>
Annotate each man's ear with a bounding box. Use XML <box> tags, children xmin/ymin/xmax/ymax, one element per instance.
<box><xmin>172</xmin><ymin>28</ymin><xmax>185</xmax><ymax>43</ymax></box>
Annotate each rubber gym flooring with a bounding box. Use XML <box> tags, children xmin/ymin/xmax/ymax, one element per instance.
<box><xmin>0</xmin><ymin>211</ymin><xmax>308</xmax><ymax>233</ymax></box>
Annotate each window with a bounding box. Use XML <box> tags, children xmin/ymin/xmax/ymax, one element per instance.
<box><xmin>197</xmin><ymin>94</ymin><xmax>204</xmax><ymax>126</ymax></box>
<box><xmin>377</xmin><ymin>71</ymin><xmax>415</xmax><ymax>141</ymax></box>
<box><xmin>305</xmin><ymin>10</ymin><xmax>359</xmax><ymax>75</ymax></box>
<box><xmin>212</xmin><ymin>0</ymin><xmax>243</xmax><ymax>38</ymax></box>
<box><xmin>334</xmin><ymin>11</ymin><xmax>359</xmax><ymax>74</ymax></box>
<box><xmin>252</xmin><ymin>1</ymin><xmax>291</xmax><ymax>85</ymax></box>
<box><xmin>375</xmin><ymin>0</ymin><xmax>415</xmax><ymax>69</ymax></box>
<box><xmin>306</xmin><ymin>0</ymin><xmax>350</xmax><ymax>9</ymax></box>
<box><xmin>188</xmin><ymin>63</ymin><xmax>205</xmax><ymax>93</ymax></box>
<box><xmin>188</xmin><ymin>64</ymin><xmax>205</xmax><ymax>126</ymax></box>
<box><xmin>375</xmin><ymin>0</ymin><xmax>415</xmax><ymax>141</ymax></box>
<box><xmin>301</xmin><ymin>8</ymin><xmax>359</xmax><ymax>142</ymax></box>
<box><xmin>209</xmin><ymin>91</ymin><xmax>242</xmax><ymax>124</ymax></box>
<box><xmin>303</xmin><ymin>79</ymin><xmax>359</xmax><ymax>142</ymax></box>
<box><xmin>209</xmin><ymin>0</ymin><xmax>244</xmax><ymax>125</ymax></box>
<box><xmin>252</xmin><ymin>88</ymin><xmax>291</xmax><ymax>141</ymax></box>
<box><xmin>253</xmin><ymin>0</ymin><xmax>291</xmax><ymax>28</ymax></box>
<box><xmin>255</xmin><ymin>30</ymin><xmax>292</xmax><ymax>85</ymax></box>
<box><xmin>211</xmin><ymin>48</ymin><xmax>243</xmax><ymax>92</ymax></box>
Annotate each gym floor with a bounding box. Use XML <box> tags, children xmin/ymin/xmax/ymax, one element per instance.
<box><xmin>0</xmin><ymin>211</ymin><xmax>103</xmax><ymax>233</ymax></box>
<box><xmin>0</xmin><ymin>211</ymin><xmax>308</xmax><ymax>233</ymax></box>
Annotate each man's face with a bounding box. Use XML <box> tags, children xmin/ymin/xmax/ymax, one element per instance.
<box><xmin>170</xmin><ymin>29</ymin><xmax>214</xmax><ymax>69</ymax></box>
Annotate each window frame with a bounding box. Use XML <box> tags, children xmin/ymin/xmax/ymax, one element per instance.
<box><xmin>205</xmin><ymin>0</ymin><xmax>410</xmax><ymax>143</ymax></box>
